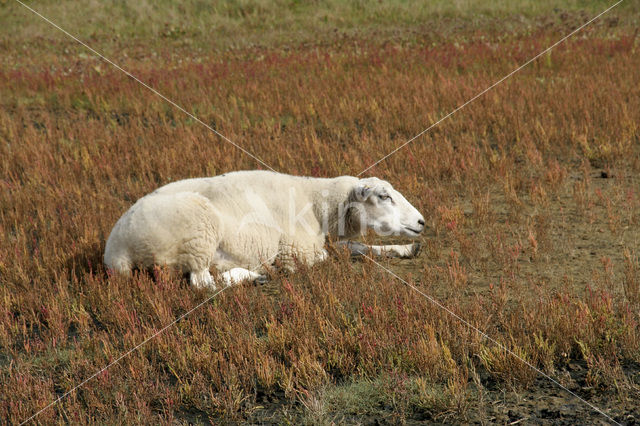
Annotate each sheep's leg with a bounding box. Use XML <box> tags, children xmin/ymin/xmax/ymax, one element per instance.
<box><xmin>190</xmin><ymin>270</ymin><xmax>216</xmax><ymax>289</ymax></box>
<box><xmin>337</xmin><ymin>241</ymin><xmax>421</xmax><ymax>258</ymax></box>
<box><xmin>220</xmin><ymin>268</ymin><xmax>267</xmax><ymax>286</ymax></box>
<box><xmin>277</xmin><ymin>241</ymin><xmax>329</xmax><ymax>270</ymax></box>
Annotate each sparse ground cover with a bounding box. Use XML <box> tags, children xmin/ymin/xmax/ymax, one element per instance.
<box><xmin>1</xmin><ymin>0</ymin><xmax>640</xmax><ymax>424</ymax></box>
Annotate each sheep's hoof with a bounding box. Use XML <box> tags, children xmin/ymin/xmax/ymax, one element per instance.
<box><xmin>410</xmin><ymin>242</ymin><xmax>422</xmax><ymax>258</ymax></box>
<box><xmin>253</xmin><ymin>274</ymin><xmax>269</xmax><ymax>284</ymax></box>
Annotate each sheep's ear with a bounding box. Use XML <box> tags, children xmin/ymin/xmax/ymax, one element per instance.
<box><xmin>353</xmin><ymin>184</ymin><xmax>373</xmax><ymax>202</ymax></box>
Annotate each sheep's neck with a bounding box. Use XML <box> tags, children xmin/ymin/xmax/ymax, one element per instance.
<box><xmin>306</xmin><ymin>177</ymin><xmax>360</xmax><ymax>240</ymax></box>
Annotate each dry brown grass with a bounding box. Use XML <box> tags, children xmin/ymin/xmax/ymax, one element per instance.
<box><xmin>1</xmin><ymin>7</ymin><xmax>640</xmax><ymax>424</ymax></box>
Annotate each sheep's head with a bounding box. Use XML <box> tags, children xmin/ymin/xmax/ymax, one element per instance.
<box><xmin>346</xmin><ymin>177</ymin><xmax>424</xmax><ymax>237</ymax></box>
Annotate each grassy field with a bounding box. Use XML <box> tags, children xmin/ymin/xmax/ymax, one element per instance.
<box><xmin>2</xmin><ymin>0</ymin><xmax>640</xmax><ymax>424</ymax></box>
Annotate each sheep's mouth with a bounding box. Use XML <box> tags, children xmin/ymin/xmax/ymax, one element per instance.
<box><xmin>404</xmin><ymin>226</ymin><xmax>422</xmax><ymax>235</ymax></box>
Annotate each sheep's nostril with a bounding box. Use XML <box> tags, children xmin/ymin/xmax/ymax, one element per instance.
<box><xmin>418</xmin><ymin>219</ymin><xmax>425</xmax><ymax>227</ymax></box>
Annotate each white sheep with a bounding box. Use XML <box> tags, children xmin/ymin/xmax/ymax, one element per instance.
<box><xmin>104</xmin><ymin>170</ymin><xmax>425</xmax><ymax>288</ymax></box>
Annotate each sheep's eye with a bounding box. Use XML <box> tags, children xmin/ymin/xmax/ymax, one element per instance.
<box><xmin>378</xmin><ymin>194</ymin><xmax>391</xmax><ymax>201</ymax></box>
